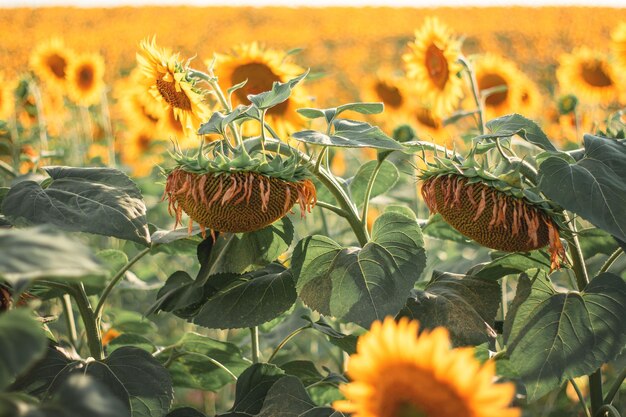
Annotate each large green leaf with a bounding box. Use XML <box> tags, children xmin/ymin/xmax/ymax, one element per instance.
<box><xmin>538</xmin><ymin>135</ymin><xmax>626</xmax><ymax>241</ymax></box>
<box><xmin>164</xmin><ymin>333</ymin><xmax>249</xmax><ymax>392</ymax></box>
<box><xmin>504</xmin><ymin>270</ymin><xmax>626</xmax><ymax>400</ymax></box>
<box><xmin>292</xmin><ymin>211</ymin><xmax>426</xmax><ymax>328</ymax></box>
<box><xmin>219</xmin><ymin>363</ymin><xmax>285</xmax><ymax>416</ymax></box>
<box><xmin>477</xmin><ymin>113</ymin><xmax>557</xmax><ymax>151</ymax></box>
<box><xmin>301</xmin><ymin>315</ymin><xmax>358</xmax><ymax>355</ymax></box>
<box><xmin>297</xmin><ymin>102</ymin><xmax>383</xmax><ymax>123</ymax></box>
<box><xmin>2</xmin><ymin>167</ymin><xmax>150</xmax><ymax>245</ymax></box>
<box><xmin>348</xmin><ymin>160</ymin><xmax>399</xmax><ymax>208</ymax></box>
<box><xmin>421</xmin><ymin>213</ymin><xmax>470</xmax><ymax>244</ymax></box>
<box><xmin>0</xmin><ymin>227</ymin><xmax>103</xmax><ymax>285</ymax></box>
<box><xmin>248</xmin><ymin>71</ymin><xmax>308</xmax><ymax>111</ymax></box>
<box><xmin>292</xmin><ymin>119</ymin><xmax>404</xmax><ymax>150</ymax></box>
<box><xmin>256</xmin><ymin>376</ymin><xmax>340</xmax><ymax>417</ymax></box>
<box><xmin>11</xmin><ymin>346</ymin><xmax>173</xmax><ymax>417</ymax></box>
<box><xmin>194</xmin><ymin>264</ymin><xmax>297</xmax><ymax>329</ymax></box>
<box><xmin>0</xmin><ymin>310</ymin><xmax>47</xmax><ymax>390</ymax></box>
<box><xmin>466</xmin><ymin>251</ymin><xmax>551</xmax><ymax>280</ymax></box>
<box><xmin>398</xmin><ymin>272</ymin><xmax>500</xmax><ymax>347</ymax></box>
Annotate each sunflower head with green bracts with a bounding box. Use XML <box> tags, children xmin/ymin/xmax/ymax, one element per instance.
<box><xmin>419</xmin><ymin>150</ymin><xmax>567</xmax><ymax>271</ymax></box>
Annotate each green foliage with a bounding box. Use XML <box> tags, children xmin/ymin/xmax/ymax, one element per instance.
<box><xmin>477</xmin><ymin>113</ymin><xmax>557</xmax><ymax>151</ymax></box>
<box><xmin>292</xmin><ymin>119</ymin><xmax>404</xmax><ymax>150</ymax></box>
<box><xmin>348</xmin><ymin>160</ymin><xmax>399</xmax><ymax>207</ymax></box>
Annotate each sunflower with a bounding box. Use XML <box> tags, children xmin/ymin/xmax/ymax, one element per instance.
<box><xmin>411</xmin><ymin>104</ymin><xmax>455</xmax><ymax>147</ymax></box>
<box><xmin>516</xmin><ymin>73</ymin><xmax>543</xmax><ymax>119</ymax></box>
<box><xmin>362</xmin><ymin>70</ymin><xmax>412</xmax><ymax>120</ymax></box>
<box><xmin>213</xmin><ymin>42</ymin><xmax>311</xmax><ymax>139</ymax></box>
<box><xmin>611</xmin><ymin>21</ymin><xmax>626</xmax><ymax>73</ymax></box>
<box><xmin>403</xmin><ymin>17</ymin><xmax>464</xmax><ymax>117</ymax></box>
<box><xmin>473</xmin><ymin>54</ymin><xmax>523</xmax><ymax>120</ymax></box>
<box><xmin>120</xmin><ymin>128</ymin><xmax>165</xmax><ymax>177</ymax></box>
<box><xmin>29</xmin><ymin>38</ymin><xmax>75</xmax><ymax>90</ymax></box>
<box><xmin>0</xmin><ymin>72</ymin><xmax>15</xmax><ymax>120</ymax></box>
<box><xmin>556</xmin><ymin>47</ymin><xmax>620</xmax><ymax>105</ymax></box>
<box><xmin>136</xmin><ymin>38</ymin><xmax>210</xmax><ymax>139</ymax></box>
<box><xmin>333</xmin><ymin>317</ymin><xmax>520</xmax><ymax>417</ymax></box>
<box><xmin>66</xmin><ymin>53</ymin><xmax>105</xmax><ymax>106</ymax></box>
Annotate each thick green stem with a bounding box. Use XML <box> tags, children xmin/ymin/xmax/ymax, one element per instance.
<box><xmin>604</xmin><ymin>367</ymin><xmax>626</xmax><ymax>405</ymax></box>
<box><xmin>361</xmin><ymin>158</ymin><xmax>385</xmax><ymax>228</ymax></box>
<box><xmin>72</xmin><ymin>283</ymin><xmax>103</xmax><ymax>360</ymax></box>
<box><xmin>95</xmin><ymin>247</ymin><xmax>151</xmax><ymax>320</ymax></box>
<box><xmin>459</xmin><ymin>56</ymin><xmax>485</xmax><ymax>135</ymax></box>
<box><xmin>569</xmin><ymin>378</ymin><xmax>592</xmax><ymax>417</ymax></box>
<box><xmin>599</xmin><ymin>248</ymin><xmax>623</xmax><ymax>275</ymax></box>
<box><xmin>267</xmin><ymin>326</ymin><xmax>309</xmax><ymax>363</ymax></box>
<box><xmin>316</xmin><ymin>201</ymin><xmax>349</xmax><ymax>218</ymax></box>
<box><xmin>250</xmin><ymin>327</ymin><xmax>260</xmax><ymax>364</ymax></box>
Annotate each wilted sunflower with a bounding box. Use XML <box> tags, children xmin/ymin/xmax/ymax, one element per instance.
<box><xmin>557</xmin><ymin>47</ymin><xmax>620</xmax><ymax>105</ymax></box>
<box><xmin>472</xmin><ymin>54</ymin><xmax>523</xmax><ymax>120</ymax></box>
<box><xmin>403</xmin><ymin>17</ymin><xmax>464</xmax><ymax>117</ymax></box>
<box><xmin>333</xmin><ymin>317</ymin><xmax>520</xmax><ymax>417</ymax></box>
<box><xmin>66</xmin><ymin>53</ymin><xmax>105</xmax><ymax>106</ymax></box>
<box><xmin>612</xmin><ymin>22</ymin><xmax>626</xmax><ymax>74</ymax></box>
<box><xmin>137</xmin><ymin>38</ymin><xmax>210</xmax><ymax>139</ymax></box>
<box><xmin>213</xmin><ymin>42</ymin><xmax>311</xmax><ymax>138</ymax></box>
<box><xmin>0</xmin><ymin>72</ymin><xmax>15</xmax><ymax>120</ymax></box>
<box><xmin>29</xmin><ymin>38</ymin><xmax>74</xmax><ymax>90</ymax></box>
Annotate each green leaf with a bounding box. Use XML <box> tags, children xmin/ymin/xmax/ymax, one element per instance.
<box><xmin>348</xmin><ymin>160</ymin><xmax>399</xmax><ymax>207</ymax></box>
<box><xmin>504</xmin><ymin>270</ymin><xmax>626</xmax><ymax>400</ymax></box>
<box><xmin>578</xmin><ymin>228</ymin><xmax>620</xmax><ymax>258</ymax></box>
<box><xmin>1</xmin><ymin>167</ymin><xmax>150</xmax><ymax>245</ymax></box>
<box><xmin>301</xmin><ymin>315</ymin><xmax>358</xmax><ymax>355</ymax></box>
<box><xmin>108</xmin><ymin>310</ymin><xmax>157</xmax><ymax>335</ymax></box>
<box><xmin>193</xmin><ymin>263</ymin><xmax>297</xmax><ymax>329</ymax></box>
<box><xmin>164</xmin><ymin>333</ymin><xmax>249</xmax><ymax>392</ymax></box>
<box><xmin>0</xmin><ymin>227</ymin><xmax>103</xmax><ymax>285</ymax></box>
<box><xmin>292</xmin><ymin>211</ymin><xmax>426</xmax><ymax>328</ymax></box>
<box><xmin>150</xmin><ymin>225</ymin><xmax>202</xmax><ymax>245</ymax></box>
<box><xmin>248</xmin><ymin>71</ymin><xmax>309</xmax><ymax>111</ymax></box>
<box><xmin>297</xmin><ymin>108</ymin><xmax>326</xmax><ymax>120</ymax></box>
<box><xmin>398</xmin><ymin>272</ymin><xmax>500</xmax><ymax>347</ymax></box>
<box><xmin>292</xmin><ymin>119</ymin><xmax>404</xmax><ymax>151</ymax></box>
<box><xmin>538</xmin><ymin>135</ymin><xmax>626</xmax><ymax>241</ymax></box>
<box><xmin>255</xmin><ymin>376</ymin><xmax>338</xmax><ymax>417</ymax></box>
<box><xmin>107</xmin><ymin>334</ymin><xmax>156</xmax><ymax>354</ymax></box>
<box><xmin>166</xmin><ymin>407</ymin><xmax>206</xmax><ymax>417</ymax></box>
<box><xmin>0</xmin><ymin>310</ymin><xmax>47</xmax><ymax>390</ymax></box>
<box><xmin>198</xmin><ymin>106</ymin><xmax>250</xmax><ymax>135</ymax></box>
<box><xmin>220</xmin><ymin>363</ymin><xmax>285</xmax><ymax>416</ymax></box>
<box><xmin>205</xmin><ymin>217</ymin><xmax>293</xmax><ymax>275</ymax></box>
<box><xmin>467</xmin><ymin>251</ymin><xmax>551</xmax><ymax>280</ymax></box>
<box><xmin>422</xmin><ymin>213</ymin><xmax>470</xmax><ymax>244</ymax></box>
<box><xmin>477</xmin><ymin>113</ymin><xmax>557</xmax><ymax>151</ymax></box>
<box><xmin>336</xmin><ymin>102</ymin><xmax>383</xmax><ymax>116</ymax></box>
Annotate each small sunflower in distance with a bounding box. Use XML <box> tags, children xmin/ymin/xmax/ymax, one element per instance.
<box><xmin>610</xmin><ymin>22</ymin><xmax>626</xmax><ymax>74</ymax></box>
<box><xmin>557</xmin><ymin>47</ymin><xmax>620</xmax><ymax>105</ymax></box>
<box><xmin>334</xmin><ymin>317</ymin><xmax>520</xmax><ymax>417</ymax></box>
<box><xmin>473</xmin><ymin>54</ymin><xmax>523</xmax><ymax>120</ymax></box>
<box><xmin>66</xmin><ymin>53</ymin><xmax>105</xmax><ymax>106</ymax></box>
<box><xmin>403</xmin><ymin>17</ymin><xmax>464</xmax><ymax>117</ymax></box>
<box><xmin>29</xmin><ymin>38</ymin><xmax>74</xmax><ymax>90</ymax></box>
<box><xmin>213</xmin><ymin>42</ymin><xmax>310</xmax><ymax>138</ymax></box>
<box><xmin>137</xmin><ymin>38</ymin><xmax>210</xmax><ymax>139</ymax></box>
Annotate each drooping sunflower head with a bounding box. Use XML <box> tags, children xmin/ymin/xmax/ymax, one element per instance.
<box><xmin>29</xmin><ymin>38</ymin><xmax>75</xmax><ymax>90</ymax></box>
<box><xmin>0</xmin><ymin>72</ymin><xmax>15</xmax><ymax>120</ymax></box>
<box><xmin>473</xmin><ymin>53</ymin><xmax>523</xmax><ymax>120</ymax></box>
<box><xmin>137</xmin><ymin>37</ymin><xmax>211</xmax><ymax>139</ymax></box>
<box><xmin>66</xmin><ymin>53</ymin><xmax>105</xmax><ymax>106</ymax></box>
<box><xmin>333</xmin><ymin>317</ymin><xmax>521</xmax><ymax>417</ymax></box>
<box><xmin>402</xmin><ymin>17</ymin><xmax>464</xmax><ymax>117</ymax></box>
<box><xmin>611</xmin><ymin>22</ymin><xmax>626</xmax><ymax>73</ymax></box>
<box><xmin>557</xmin><ymin>47</ymin><xmax>620</xmax><ymax>105</ymax></box>
<box><xmin>213</xmin><ymin>42</ymin><xmax>311</xmax><ymax>138</ymax></box>
<box><xmin>163</xmin><ymin>142</ymin><xmax>316</xmax><ymax>235</ymax></box>
<box><xmin>419</xmin><ymin>154</ymin><xmax>566</xmax><ymax>271</ymax></box>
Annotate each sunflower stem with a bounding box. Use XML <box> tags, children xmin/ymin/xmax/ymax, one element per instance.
<box><xmin>316</xmin><ymin>201</ymin><xmax>350</xmax><ymax>218</ymax></box>
<box><xmin>28</xmin><ymin>80</ymin><xmax>50</xmax><ymax>156</ymax></box>
<box><xmin>361</xmin><ymin>157</ymin><xmax>385</xmax><ymax>229</ymax></box>
<box><xmin>100</xmin><ymin>88</ymin><xmax>116</xmax><ymax>167</ymax></box>
<box><xmin>267</xmin><ymin>326</ymin><xmax>309</xmax><ymax>363</ymax></box>
<box><xmin>599</xmin><ymin>248</ymin><xmax>623</xmax><ymax>275</ymax></box>
<box><xmin>458</xmin><ymin>56</ymin><xmax>485</xmax><ymax>135</ymax></box>
<box><xmin>604</xmin><ymin>367</ymin><xmax>626</xmax><ymax>405</ymax></box>
<box><xmin>72</xmin><ymin>283</ymin><xmax>104</xmax><ymax>360</ymax></box>
<box><xmin>250</xmin><ymin>326</ymin><xmax>260</xmax><ymax>364</ymax></box>
<box><xmin>61</xmin><ymin>294</ymin><xmax>79</xmax><ymax>349</ymax></box>
<box><xmin>569</xmin><ymin>378</ymin><xmax>592</xmax><ymax>417</ymax></box>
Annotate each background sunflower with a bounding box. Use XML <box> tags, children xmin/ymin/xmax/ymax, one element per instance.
<box><xmin>66</xmin><ymin>52</ymin><xmax>105</xmax><ymax>106</ymax></box>
<box><xmin>472</xmin><ymin>53</ymin><xmax>523</xmax><ymax>120</ymax></box>
<box><xmin>29</xmin><ymin>38</ymin><xmax>74</xmax><ymax>91</ymax></box>
<box><xmin>0</xmin><ymin>72</ymin><xmax>15</xmax><ymax>120</ymax></box>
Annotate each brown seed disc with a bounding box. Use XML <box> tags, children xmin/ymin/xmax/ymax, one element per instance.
<box><xmin>165</xmin><ymin>169</ymin><xmax>316</xmax><ymax>234</ymax></box>
<box><xmin>421</xmin><ymin>174</ymin><xmax>557</xmax><ymax>252</ymax></box>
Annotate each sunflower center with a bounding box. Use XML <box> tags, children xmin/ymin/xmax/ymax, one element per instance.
<box><xmin>46</xmin><ymin>54</ymin><xmax>67</xmax><ymax>79</ymax></box>
<box><xmin>77</xmin><ymin>65</ymin><xmax>95</xmax><ymax>91</ymax></box>
<box><xmin>138</xmin><ymin>133</ymin><xmax>151</xmax><ymax>151</ymax></box>
<box><xmin>396</xmin><ymin>402</ymin><xmax>427</xmax><ymax>417</ymax></box>
<box><xmin>425</xmin><ymin>44</ymin><xmax>449</xmax><ymax>90</ymax></box>
<box><xmin>580</xmin><ymin>61</ymin><xmax>613</xmax><ymax>87</ymax></box>
<box><xmin>375</xmin><ymin>81</ymin><xmax>403</xmax><ymax>108</ymax></box>
<box><xmin>231</xmin><ymin>62</ymin><xmax>289</xmax><ymax>115</ymax></box>
<box><xmin>156</xmin><ymin>76</ymin><xmax>192</xmax><ymax>111</ymax></box>
<box><xmin>479</xmin><ymin>73</ymin><xmax>508</xmax><ymax>107</ymax></box>
<box><xmin>415</xmin><ymin>108</ymin><xmax>440</xmax><ymax>129</ymax></box>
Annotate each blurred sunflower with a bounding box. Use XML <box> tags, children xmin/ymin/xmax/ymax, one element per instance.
<box><xmin>557</xmin><ymin>47</ymin><xmax>620</xmax><ymax>105</ymax></box>
<box><xmin>66</xmin><ymin>53</ymin><xmax>105</xmax><ymax>106</ymax></box>
<box><xmin>611</xmin><ymin>21</ymin><xmax>626</xmax><ymax>73</ymax></box>
<box><xmin>120</xmin><ymin>128</ymin><xmax>165</xmax><ymax>177</ymax></box>
<box><xmin>115</xmin><ymin>69</ymin><xmax>163</xmax><ymax>131</ymax></box>
<box><xmin>403</xmin><ymin>17</ymin><xmax>463</xmax><ymax>117</ymax></box>
<box><xmin>333</xmin><ymin>317</ymin><xmax>520</xmax><ymax>417</ymax></box>
<box><xmin>411</xmin><ymin>105</ymin><xmax>454</xmax><ymax>146</ymax></box>
<box><xmin>362</xmin><ymin>70</ymin><xmax>411</xmax><ymax>117</ymax></box>
<box><xmin>137</xmin><ymin>38</ymin><xmax>210</xmax><ymax>139</ymax></box>
<box><xmin>213</xmin><ymin>42</ymin><xmax>310</xmax><ymax>138</ymax></box>
<box><xmin>516</xmin><ymin>73</ymin><xmax>543</xmax><ymax>119</ymax></box>
<box><xmin>29</xmin><ymin>38</ymin><xmax>74</xmax><ymax>90</ymax></box>
<box><xmin>0</xmin><ymin>72</ymin><xmax>15</xmax><ymax>120</ymax></box>
<box><xmin>473</xmin><ymin>54</ymin><xmax>522</xmax><ymax>120</ymax></box>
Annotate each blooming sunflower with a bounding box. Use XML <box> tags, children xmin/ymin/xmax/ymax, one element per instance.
<box><xmin>136</xmin><ymin>38</ymin><xmax>210</xmax><ymax>139</ymax></box>
<box><xmin>362</xmin><ymin>70</ymin><xmax>412</xmax><ymax>120</ymax></box>
<box><xmin>213</xmin><ymin>42</ymin><xmax>311</xmax><ymax>138</ymax></box>
<box><xmin>66</xmin><ymin>53</ymin><xmax>105</xmax><ymax>106</ymax></box>
<box><xmin>403</xmin><ymin>17</ymin><xmax>464</xmax><ymax>117</ymax></box>
<box><xmin>473</xmin><ymin>54</ymin><xmax>523</xmax><ymax>120</ymax></box>
<box><xmin>556</xmin><ymin>47</ymin><xmax>620</xmax><ymax>105</ymax></box>
<box><xmin>120</xmin><ymin>128</ymin><xmax>165</xmax><ymax>177</ymax></box>
<box><xmin>611</xmin><ymin>22</ymin><xmax>626</xmax><ymax>74</ymax></box>
<box><xmin>516</xmin><ymin>73</ymin><xmax>543</xmax><ymax>119</ymax></box>
<box><xmin>29</xmin><ymin>38</ymin><xmax>74</xmax><ymax>90</ymax></box>
<box><xmin>333</xmin><ymin>317</ymin><xmax>520</xmax><ymax>417</ymax></box>
<box><xmin>0</xmin><ymin>72</ymin><xmax>15</xmax><ymax>120</ymax></box>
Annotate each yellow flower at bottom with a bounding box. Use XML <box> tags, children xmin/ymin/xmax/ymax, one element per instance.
<box><xmin>334</xmin><ymin>317</ymin><xmax>520</xmax><ymax>417</ymax></box>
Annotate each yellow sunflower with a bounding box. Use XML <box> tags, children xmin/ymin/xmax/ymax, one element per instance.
<box><xmin>136</xmin><ymin>38</ymin><xmax>210</xmax><ymax>139</ymax></box>
<box><xmin>213</xmin><ymin>42</ymin><xmax>311</xmax><ymax>139</ymax></box>
<box><xmin>0</xmin><ymin>72</ymin><xmax>15</xmax><ymax>120</ymax></box>
<box><xmin>556</xmin><ymin>47</ymin><xmax>620</xmax><ymax>105</ymax></box>
<box><xmin>66</xmin><ymin>53</ymin><xmax>105</xmax><ymax>106</ymax></box>
<box><xmin>516</xmin><ymin>73</ymin><xmax>543</xmax><ymax>119</ymax></box>
<box><xmin>611</xmin><ymin>21</ymin><xmax>626</xmax><ymax>73</ymax></box>
<box><xmin>115</xmin><ymin>68</ymin><xmax>163</xmax><ymax>132</ymax></box>
<box><xmin>473</xmin><ymin>54</ymin><xmax>523</xmax><ymax>120</ymax></box>
<box><xmin>120</xmin><ymin>128</ymin><xmax>165</xmax><ymax>177</ymax></box>
<box><xmin>362</xmin><ymin>70</ymin><xmax>412</xmax><ymax>119</ymax></box>
<box><xmin>29</xmin><ymin>38</ymin><xmax>75</xmax><ymax>90</ymax></box>
<box><xmin>403</xmin><ymin>17</ymin><xmax>464</xmax><ymax>117</ymax></box>
<box><xmin>333</xmin><ymin>317</ymin><xmax>520</xmax><ymax>417</ymax></box>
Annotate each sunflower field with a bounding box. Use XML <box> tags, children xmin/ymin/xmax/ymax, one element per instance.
<box><xmin>1</xmin><ymin>5</ymin><xmax>626</xmax><ymax>417</ymax></box>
